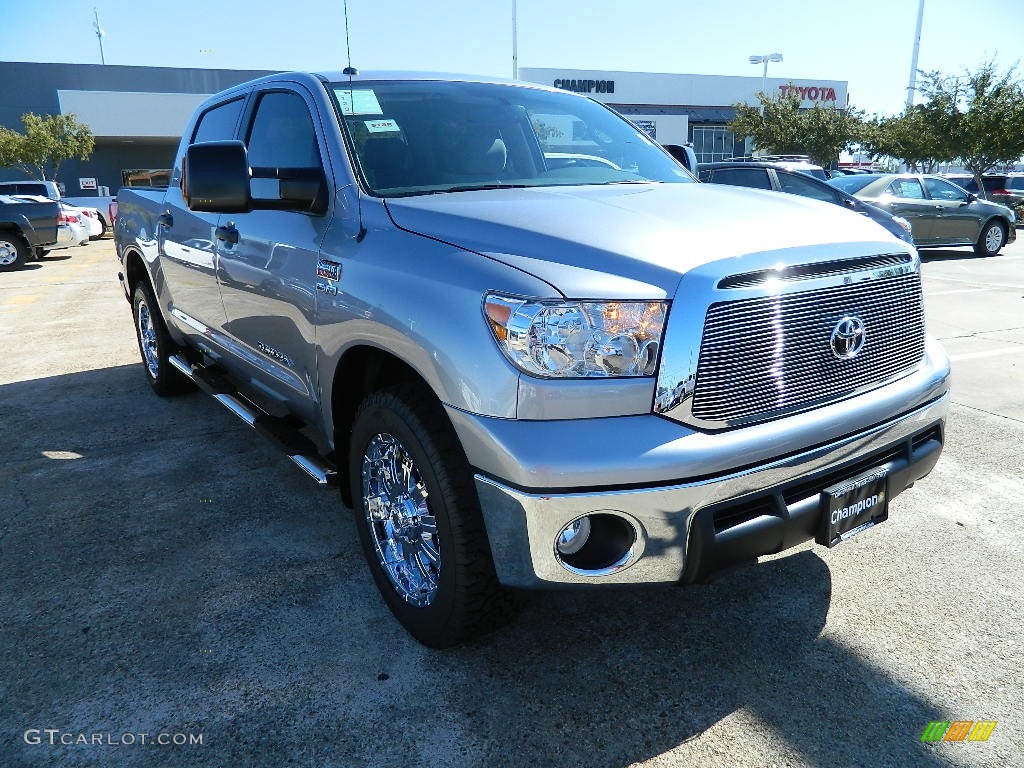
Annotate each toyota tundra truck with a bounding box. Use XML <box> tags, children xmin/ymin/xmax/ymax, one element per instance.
<box><xmin>113</xmin><ymin>71</ymin><xmax>950</xmax><ymax>647</ymax></box>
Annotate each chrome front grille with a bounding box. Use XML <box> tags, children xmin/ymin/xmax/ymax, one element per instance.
<box><xmin>690</xmin><ymin>271</ymin><xmax>925</xmax><ymax>425</ymax></box>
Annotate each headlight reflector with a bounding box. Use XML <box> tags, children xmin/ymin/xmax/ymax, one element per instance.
<box><xmin>484</xmin><ymin>295</ymin><xmax>667</xmax><ymax>378</ymax></box>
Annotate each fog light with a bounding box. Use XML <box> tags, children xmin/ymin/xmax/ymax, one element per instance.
<box><xmin>556</xmin><ymin>516</ymin><xmax>592</xmax><ymax>555</ymax></box>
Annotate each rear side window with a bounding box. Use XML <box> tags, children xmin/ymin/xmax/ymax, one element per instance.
<box><xmin>924</xmin><ymin>177</ymin><xmax>968</xmax><ymax>201</ymax></box>
<box><xmin>887</xmin><ymin>179</ymin><xmax>926</xmax><ymax>200</ymax></box>
<box><xmin>777</xmin><ymin>172</ymin><xmax>838</xmax><ymax>203</ymax></box>
<box><xmin>708</xmin><ymin>168</ymin><xmax>772</xmax><ymax>190</ymax></box>
<box><xmin>1008</xmin><ymin>177</ymin><xmax>1024</xmax><ymax>190</ymax></box>
<box><xmin>192</xmin><ymin>98</ymin><xmax>244</xmax><ymax>144</ymax></box>
<box><xmin>246</xmin><ymin>91</ymin><xmax>321</xmax><ymax>169</ymax></box>
<box><xmin>980</xmin><ymin>176</ymin><xmax>1008</xmax><ymax>192</ymax></box>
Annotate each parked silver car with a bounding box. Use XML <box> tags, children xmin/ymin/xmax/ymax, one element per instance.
<box><xmin>829</xmin><ymin>173</ymin><xmax>1017</xmax><ymax>255</ymax></box>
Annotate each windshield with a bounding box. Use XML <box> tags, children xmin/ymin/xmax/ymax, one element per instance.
<box><xmin>828</xmin><ymin>174</ymin><xmax>878</xmax><ymax>194</ymax></box>
<box><xmin>330</xmin><ymin>80</ymin><xmax>693</xmax><ymax>196</ymax></box>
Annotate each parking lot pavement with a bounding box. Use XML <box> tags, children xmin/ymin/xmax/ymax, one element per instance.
<box><xmin>1</xmin><ymin>238</ymin><xmax>1021</xmax><ymax>768</ymax></box>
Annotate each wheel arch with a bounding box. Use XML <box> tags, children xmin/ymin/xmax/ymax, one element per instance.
<box><xmin>0</xmin><ymin>224</ymin><xmax>30</xmax><ymax>250</ymax></box>
<box><xmin>122</xmin><ymin>246</ymin><xmax>152</xmax><ymax>296</ymax></box>
<box><xmin>329</xmin><ymin>344</ymin><xmax>449</xmax><ymax>507</ymax></box>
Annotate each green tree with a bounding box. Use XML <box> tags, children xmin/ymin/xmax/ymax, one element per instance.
<box><xmin>916</xmin><ymin>62</ymin><xmax>1024</xmax><ymax>197</ymax></box>
<box><xmin>859</xmin><ymin>106</ymin><xmax>953</xmax><ymax>172</ymax></box>
<box><xmin>728</xmin><ymin>87</ymin><xmax>864</xmax><ymax>167</ymax></box>
<box><xmin>0</xmin><ymin>113</ymin><xmax>95</xmax><ymax>181</ymax></box>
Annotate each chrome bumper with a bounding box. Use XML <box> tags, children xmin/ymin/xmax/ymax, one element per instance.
<box><xmin>459</xmin><ymin>341</ymin><xmax>950</xmax><ymax>588</ymax></box>
<box><xmin>474</xmin><ymin>393</ymin><xmax>947</xmax><ymax>587</ymax></box>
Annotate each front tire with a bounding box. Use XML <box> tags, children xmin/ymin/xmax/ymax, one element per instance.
<box><xmin>0</xmin><ymin>235</ymin><xmax>28</xmax><ymax>271</ymax></box>
<box><xmin>131</xmin><ymin>281</ymin><xmax>192</xmax><ymax>396</ymax></box>
<box><xmin>349</xmin><ymin>384</ymin><xmax>522</xmax><ymax>648</ymax></box>
<box><xmin>975</xmin><ymin>220</ymin><xmax>1006</xmax><ymax>256</ymax></box>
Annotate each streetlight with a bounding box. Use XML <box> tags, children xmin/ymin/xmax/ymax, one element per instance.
<box><xmin>749</xmin><ymin>53</ymin><xmax>783</xmax><ymax>105</ymax></box>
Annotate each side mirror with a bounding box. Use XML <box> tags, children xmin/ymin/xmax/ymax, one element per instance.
<box><xmin>184</xmin><ymin>141</ymin><xmax>328</xmax><ymax>216</ymax></box>
<box><xmin>662</xmin><ymin>143</ymin><xmax>696</xmax><ymax>171</ymax></box>
<box><xmin>842</xmin><ymin>198</ymin><xmax>857</xmax><ymax>210</ymax></box>
<box><xmin>966</xmin><ymin>192</ymin><xmax>978</xmax><ymax>203</ymax></box>
<box><xmin>184</xmin><ymin>141</ymin><xmax>251</xmax><ymax>214</ymax></box>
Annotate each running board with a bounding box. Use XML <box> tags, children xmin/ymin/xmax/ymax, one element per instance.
<box><xmin>168</xmin><ymin>354</ymin><xmax>338</xmax><ymax>486</ymax></box>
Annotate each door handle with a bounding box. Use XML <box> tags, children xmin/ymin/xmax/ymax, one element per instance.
<box><xmin>215</xmin><ymin>224</ymin><xmax>239</xmax><ymax>245</ymax></box>
<box><xmin>157</xmin><ymin>213</ymin><xmax>173</xmax><ymax>228</ymax></box>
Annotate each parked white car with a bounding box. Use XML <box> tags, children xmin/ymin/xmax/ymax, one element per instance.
<box><xmin>64</xmin><ymin>203</ymin><xmax>105</xmax><ymax>239</ymax></box>
<box><xmin>13</xmin><ymin>196</ymin><xmax>90</xmax><ymax>250</ymax></box>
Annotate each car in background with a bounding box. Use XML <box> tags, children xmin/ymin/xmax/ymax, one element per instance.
<box><xmin>0</xmin><ymin>179</ymin><xmax>115</xmax><ymax>231</ymax></box>
<box><xmin>12</xmin><ymin>196</ymin><xmax>90</xmax><ymax>251</ymax></box>
<box><xmin>829</xmin><ymin>173</ymin><xmax>1017</xmax><ymax>256</ymax></box>
<box><xmin>698</xmin><ymin>161</ymin><xmax>914</xmax><ymax>244</ymax></box>
<box><xmin>941</xmin><ymin>173</ymin><xmax>1024</xmax><ymax>208</ymax></box>
<box><xmin>65</xmin><ymin>203</ymin><xmax>105</xmax><ymax>239</ymax></box>
<box><xmin>0</xmin><ymin>194</ymin><xmax>60</xmax><ymax>270</ymax></box>
<box><xmin>720</xmin><ymin>155</ymin><xmax>829</xmax><ymax>180</ymax></box>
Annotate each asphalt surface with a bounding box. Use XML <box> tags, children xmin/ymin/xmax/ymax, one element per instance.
<box><xmin>1</xmin><ymin>236</ymin><xmax>1022</xmax><ymax>768</ymax></box>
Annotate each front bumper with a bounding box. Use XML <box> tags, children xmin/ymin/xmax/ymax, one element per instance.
<box><xmin>456</xmin><ymin>342</ymin><xmax>950</xmax><ymax>588</ymax></box>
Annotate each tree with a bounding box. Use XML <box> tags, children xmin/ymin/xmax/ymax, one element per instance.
<box><xmin>859</xmin><ymin>106</ymin><xmax>953</xmax><ymax>172</ymax></box>
<box><xmin>917</xmin><ymin>62</ymin><xmax>1024</xmax><ymax>196</ymax></box>
<box><xmin>0</xmin><ymin>113</ymin><xmax>95</xmax><ymax>181</ymax></box>
<box><xmin>728</xmin><ymin>87</ymin><xmax>864</xmax><ymax>167</ymax></box>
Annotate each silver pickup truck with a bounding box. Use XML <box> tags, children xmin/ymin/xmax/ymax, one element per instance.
<box><xmin>114</xmin><ymin>71</ymin><xmax>950</xmax><ymax>647</ymax></box>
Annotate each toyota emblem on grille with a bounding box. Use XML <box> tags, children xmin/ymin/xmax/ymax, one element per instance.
<box><xmin>830</xmin><ymin>316</ymin><xmax>866</xmax><ymax>359</ymax></box>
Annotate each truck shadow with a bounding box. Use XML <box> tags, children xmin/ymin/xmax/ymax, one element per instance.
<box><xmin>918</xmin><ymin>248</ymin><xmax>985</xmax><ymax>263</ymax></box>
<box><xmin>0</xmin><ymin>364</ymin><xmax>954</xmax><ymax>768</ymax></box>
<box><xmin>438</xmin><ymin>554</ymin><xmax>950</xmax><ymax>767</ymax></box>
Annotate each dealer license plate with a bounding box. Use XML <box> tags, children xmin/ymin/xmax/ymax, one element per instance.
<box><xmin>816</xmin><ymin>467</ymin><xmax>889</xmax><ymax>548</ymax></box>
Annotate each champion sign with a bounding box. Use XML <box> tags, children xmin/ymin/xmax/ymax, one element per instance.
<box><xmin>553</xmin><ymin>79</ymin><xmax>615</xmax><ymax>94</ymax></box>
<box><xmin>830</xmin><ymin>494</ymin><xmax>880</xmax><ymax>525</ymax></box>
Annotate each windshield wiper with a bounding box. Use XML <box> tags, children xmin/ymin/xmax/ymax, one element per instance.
<box><xmin>440</xmin><ymin>183</ymin><xmax>533</xmax><ymax>193</ymax></box>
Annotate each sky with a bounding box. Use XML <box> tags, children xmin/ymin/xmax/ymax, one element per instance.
<box><xmin>4</xmin><ymin>0</ymin><xmax>1023</xmax><ymax>118</ymax></box>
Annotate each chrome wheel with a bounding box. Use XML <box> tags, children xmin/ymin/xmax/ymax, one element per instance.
<box><xmin>361</xmin><ymin>432</ymin><xmax>440</xmax><ymax>607</ymax></box>
<box><xmin>985</xmin><ymin>223</ymin><xmax>1004</xmax><ymax>253</ymax></box>
<box><xmin>0</xmin><ymin>239</ymin><xmax>18</xmax><ymax>266</ymax></box>
<box><xmin>136</xmin><ymin>298</ymin><xmax>160</xmax><ymax>379</ymax></box>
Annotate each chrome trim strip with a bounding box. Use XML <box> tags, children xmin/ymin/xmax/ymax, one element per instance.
<box><xmin>167</xmin><ymin>354</ymin><xmax>195</xmax><ymax>380</ymax></box>
<box><xmin>214</xmin><ymin>393</ymin><xmax>258</xmax><ymax>427</ymax></box>
<box><xmin>289</xmin><ymin>454</ymin><xmax>336</xmax><ymax>485</ymax></box>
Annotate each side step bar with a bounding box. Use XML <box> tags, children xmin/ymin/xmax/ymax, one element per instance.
<box><xmin>168</xmin><ymin>354</ymin><xmax>338</xmax><ymax>486</ymax></box>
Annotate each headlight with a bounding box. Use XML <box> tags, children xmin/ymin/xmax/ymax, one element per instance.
<box><xmin>484</xmin><ymin>294</ymin><xmax>667</xmax><ymax>378</ymax></box>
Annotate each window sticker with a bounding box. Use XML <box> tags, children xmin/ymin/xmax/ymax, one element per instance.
<box><xmin>334</xmin><ymin>89</ymin><xmax>384</xmax><ymax>116</ymax></box>
<box><xmin>365</xmin><ymin>119</ymin><xmax>400</xmax><ymax>133</ymax></box>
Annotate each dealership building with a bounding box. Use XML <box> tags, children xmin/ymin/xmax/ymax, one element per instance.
<box><xmin>0</xmin><ymin>61</ymin><xmax>848</xmax><ymax>195</ymax></box>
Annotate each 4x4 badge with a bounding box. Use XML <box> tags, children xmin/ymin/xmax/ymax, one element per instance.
<box><xmin>316</xmin><ymin>259</ymin><xmax>341</xmax><ymax>281</ymax></box>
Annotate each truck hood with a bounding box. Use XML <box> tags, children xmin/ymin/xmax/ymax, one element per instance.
<box><xmin>384</xmin><ymin>183</ymin><xmax>907</xmax><ymax>299</ymax></box>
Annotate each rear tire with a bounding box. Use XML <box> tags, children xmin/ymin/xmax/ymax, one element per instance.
<box><xmin>0</xmin><ymin>235</ymin><xmax>28</xmax><ymax>271</ymax></box>
<box><xmin>131</xmin><ymin>281</ymin><xmax>192</xmax><ymax>396</ymax></box>
<box><xmin>975</xmin><ymin>220</ymin><xmax>1006</xmax><ymax>256</ymax></box>
<box><xmin>348</xmin><ymin>384</ymin><xmax>523</xmax><ymax>647</ymax></box>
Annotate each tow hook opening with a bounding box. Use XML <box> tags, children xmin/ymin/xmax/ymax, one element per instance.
<box><xmin>554</xmin><ymin>512</ymin><xmax>638</xmax><ymax>576</ymax></box>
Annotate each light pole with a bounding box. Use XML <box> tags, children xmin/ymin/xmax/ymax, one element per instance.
<box><xmin>512</xmin><ymin>0</ymin><xmax>518</xmax><ymax>80</ymax></box>
<box><xmin>906</xmin><ymin>0</ymin><xmax>925</xmax><ymax>107</ymax></box>
<box><xmin>749</xmin><ymin>52</ymin><xmax>783</xmax><ymax>112</ymax></box>
<box><xmin>93</xmin><ymin>7</ymin><xmax>106</xmax><ymax>65</ymax></box>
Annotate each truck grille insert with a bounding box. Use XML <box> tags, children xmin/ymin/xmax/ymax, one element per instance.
<box><xmin>691</xmin><ymin>272</ymin><xmax>925</xmax><ymax>425</ymax></box>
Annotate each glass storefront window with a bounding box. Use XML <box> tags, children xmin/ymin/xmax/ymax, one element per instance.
<box><xmin>691</xmin><ymin>126</ymin><xmax>738</xmax><ymax>164</ymax></box>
